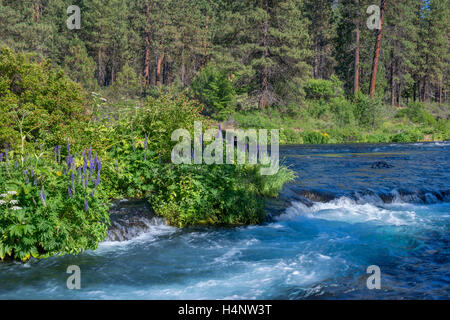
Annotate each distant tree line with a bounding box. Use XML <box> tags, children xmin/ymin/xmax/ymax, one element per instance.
<box><xmin>0</xmin><ymin>0</ymin><xmax>448</xmax><ymax>109</ymax></box>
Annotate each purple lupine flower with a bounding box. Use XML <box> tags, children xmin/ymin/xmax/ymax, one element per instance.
<box><xmin>97</xmin><ymin>158</ymin><xmax>102</xmax><ymax>173</ymax></box>
<box><xmin>63</xmin><ymin>168</ymin><xmax>67</xmax><ymax>175</ymax></box>
<box><xmin>84</xmin><ymin>199</ymin><xmax>89</xmax><ymax>211</ymax></box>
<box><xmin>68</xmin><ymin>186</ymin><xmax>73</xmax><ymax>198</ymax></box>
<box><xmin>158</xmin><ymin>155</ymin><xmax>161</xmax><ymax>164</ymax></box>
<box><xmin>90</xmin><ymin>190</ymin><xmax>95</xmax><ymax>198</ymax></box>
<box><xmin>78</xmin><ymin>167</ymin><xmax>82</xmax><ymax>183</ymax></box>
<box><xmin>144</xmin><ymin>134</ymin><xmax>148</xmax><ymax>149</ymax></box>
<box><xmin>71</xmin><ymin>171</ymin><xmax>75</xmax><ymax>186</ymax></box>
<box><xmin>33</xmin><ymin>178</ymin><xmax>37</xmax><ymax>187</ymax></box>
<box><xmin>0</xmin><ymin>153</ymin><xmax>3</xmax><ymax>162</ymax></box>
<box><xmin>15</xmin><ymin>161</ymin><xmax>18</xmax><ymax>168</ymax></box>
<box><xmin>94</xmin><ymin>153</ymin><xmax>98</xmax><ymax>170</ymax></box>
<box><xmin>95</xmin><ymin>171</ymin><xmax>100</xmax><ymax>187</ymax></box>
<box><xmin>57</xmin><ymin>145</ymin><xmax>61</xmax><ymax>162</ymax></box>
<box><xmin>39</xmin><ymin>189</ymin><xmax>46</xmax><ymax>207</ymax></box>
<box><xmin>85</xmin><ymin>175</ymin><xmax>89</xmax><ymax>187</ymax></box>
<box><xmin>66</xmin><ymin>154</ymin><xmax>71</xmax><ymax>168</ymax></box>
<box><xmin>31</xmin><ymin>169</ymin><xmax>34</xmax><ymax>177</ymax></box>
<box><xmin>25</xmin><ymin>170</ymin><xmax>30</xmax><ymax>184</ymax></box>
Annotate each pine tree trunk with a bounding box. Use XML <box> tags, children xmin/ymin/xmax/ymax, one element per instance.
<box><xmin>181</xmin><ymin>25</ymin><xmax>185</xmax><ymax>87</ymax></box>
<box><xmin>353</xmin><ymin>0</ymin><xmax>360</xmax><ymax>94</ymax></box>
<box><xmin>369</xmin><ymin>0</ymin><xmax>386</xmax><ymax>98</ymax></box>
<box><xmin>156</xmin><ymin>54</ymin><xmax>164</xmax><ymax>87</ymax></box>
<box><xmin>391</xmin><ymin>51</ymin><xmax>395</xmax><ymax>106</ymax></box>
<box><xmin>259</xmin><ymin>15</ymin><xmax>269</xmax><ymax>109</ymax></box>
<box><xmin>144</xmin><ymin>2</ymin><xmax>151</xmax><ymax>85</ymax></box>
<box><xmin>34</xmin><ymin>0</ymin><xmax>40</xmax><ymax>23</ymax></box>
<box><xmin>202</xmin><ymin>15</ymin><xmax>210</xmax><ymax>67</ymax></box>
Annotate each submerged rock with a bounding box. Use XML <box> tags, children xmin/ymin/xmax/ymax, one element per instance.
<box><xmin>371</xmin><ymin>161</ymin><xmax>394</xmax><ymax>169</ymax></box>
<box><xmin>107</xmin><ymin>199</ymin><xmax>165</xmax><ymax>241</ymax></box>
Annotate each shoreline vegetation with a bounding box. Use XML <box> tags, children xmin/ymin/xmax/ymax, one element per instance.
<box><xmin>0</xmin><ymin>48</ymin><xmax>295</xmax><ymax>262</ymax></box>
<box><xmin>0</xmin><ymin>0</ymin><xmax>448</xmax><ymax>262</ymax></box>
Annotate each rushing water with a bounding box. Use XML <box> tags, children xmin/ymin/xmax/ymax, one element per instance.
<box><xmin>1</xmin><ymin>142</ymin><xmax>449</xmax><ymax>300</ymax></box>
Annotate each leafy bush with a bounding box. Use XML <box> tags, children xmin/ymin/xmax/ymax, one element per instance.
<box><xmin>190</xmin><ymin>64</ymin><xmax>236</xmax><ymax>120</ymax></box>
<box><xmin>302</xmin><ymin>131</ymin><xmax>330</xmax><ymax>144</ymax></box>
<box><xmin>396</xmin><ymin>102</ymin><xmax>436</xmax><ymax>126</ymax></box>
<box><xmin>0</xmin><ymin>47</ymin><xmax>89</xmax><ymax>148</ymax></box>
<box><xmin>0</xmin><ymin>146</ymin><xmax>110</xmax><ymax>262</ymax></box>
<box><xmin>304</xmin><ymin>76</ymin><xmax>344</xmax><ymax>101</ymax></box>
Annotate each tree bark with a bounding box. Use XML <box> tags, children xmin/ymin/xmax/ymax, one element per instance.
<box><xmin>201</xmin><ymin>15</ymin><xmax>210</xmax><ymax>67</ymax></box>
<box><xmin>353</xmin><ymin>0</ymin><xmax>360</xmax><ymax>94</ymax></box>
<box><xmin>181</xmin><ymin>25</ymin><xmax>186</xmax><ymax>87</ymax></box>
<box><xmin>156</xmin><ymin>54</ymin><xmax>164</xmax><ymax>87</ymax></box>
<box><xmin>369</xmin><ymin>0</ymin><xmax>386</xmax><ymax>98</ymax></box>
<box><xmin>259</xmin><ymin>12</ymin><xmax>269</xmax><ymax>109</ymax></box>
<box><xmin>34</xmin><ymin>0</ymin><xmax>40</xmax><ymax>23</ymax></box>
<box><xmin>144</xmin><ymin>2</ymin><xmax>151</xmax><ymax>85</ymax></box>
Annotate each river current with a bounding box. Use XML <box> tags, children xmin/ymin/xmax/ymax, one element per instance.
<box><xmin>1</xmin><ymin>142</ymin><xmax>449</xmax><ymax>299</ymax></box>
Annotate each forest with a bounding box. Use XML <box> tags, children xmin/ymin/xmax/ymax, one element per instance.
<box><xmin>0</xmin><ymin>0</ymin><xmax>448</xmax><ymax>144</ymax></box>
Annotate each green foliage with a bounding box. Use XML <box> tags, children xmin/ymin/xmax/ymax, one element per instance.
<box><xmin>302</xmin><ymin>131</ymin><xmax>331</xmax><ymax>144</ymax></box>
<box><xmin>396</xmin><ymin>102</ymin><xmax>436</xmax><ymax>126</ymax></box>
<box><xmin>0</xmin><ymin>148</ymin><xmax>110</xmax><ymax>262</ymax></box>
<box><xmin>304</xmin><ymin>77</ymin><xmax>344</xmax><ymax>101</ymax></box>
<box><xmin>190</xmin><ymin>64</ymin><xmax>236</xmax><ymax>120</ymax></box>
<box><xmin>0</xmin><ymin>47</ymin><xmax>89</xmax><ymax>148</ymax></box>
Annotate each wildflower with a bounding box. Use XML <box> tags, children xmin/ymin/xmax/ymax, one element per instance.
<box><xmin>97</xmin><ymin>158</ymin><xmax>102</xmax><ymax>173</ymax></box>
<box><xmin>84</xmin><ymin>199</ymin><xmax>89</xmax><ymax>211</ymax></box>
<box><xmin>56</xmin><ymin>171</ymin><xmax>62</xmax><ymax>177</ymax></box>
<box><xmin>11</xmin><ymin>206</ymin><xmax>22</xmax><ymax>211</ymax></box>
<box><xmin>39</xmin><ymin>188</ymin><xmax>46</xmax><ymax>207</ymax></box>
<box><xmin>95</xmin><ymin>171</ymin><xmax>100</xmax><ymax>187</ymax></box>
<box><xmin>159</xmin><ymin>155</ymin><xmax>161</xmax><ymax>165</ymax></box>
<box><xmin>0</xmin><ymin>200</ymin><xmax>6</xmax><ymax>205</ymax></box>
<box><xmin>31</xmin><ymin>169</ymin><xmax>34</xmax><ymax>177</ymax></box>
<box><xmin>0</xmin><ymin>194</ymin><xmax>7</xmax><ymax>198</ymax></box>
<box><xmin>34</xmin><ymin>178</ymin><xmax>38</xmax><ymax>187</ymax></box>
<box><xmin>7</xmin><ymin>191</ymin><xmax>17</xmax><ymax>195</ymax></box>
<box><xmin>144</xmin><ymin>134</ymin><xmax>148</xmax><ymax>149</ymax></box>
<box><xmin>9</xmin><ymin>200</ymin><xmax>19</xmax><ymax>205</ymax></box>
<box><xmin>68</xmin><ymin>186</ymin><xmax>73</xmax><ymax>198</ymax></box>
<box><xmin>0</xmin><ymin>153</ymin><xmax>3</xmax><ymax>162</ymax></box>
<box><xmin>5</xmin><ymin>148</ymin><xmax>8</xmax><ymax>159</ymax></box>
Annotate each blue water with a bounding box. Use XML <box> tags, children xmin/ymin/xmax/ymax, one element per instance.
<box><xmin>1</xmin><ymin>142</ymin><xmax>449</xmax><ymax>299</ymax></box>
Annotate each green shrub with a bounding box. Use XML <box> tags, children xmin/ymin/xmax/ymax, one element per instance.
<box><xmin>304</xmin><ymin>76</ymin><xmax>344</xmax><ymax>101</ymax></box>
<box><xmin>0</xmin><ymin>147</ymin><xmax>110</xmax><ymax>262</ymax></box>
<box><xmin>0</xmin><ymin>47</ymin><xmax>89</xmax><ymax>148</ymax></box>
<box><xmin>302</xmin><ymin>131</ymin><xmax>330</xmax><ymax>144</ymax></box>
<box><xmin>190</xmin><ymin>63</ymin><xmax>236</xmax><ymax>120</ymax></box>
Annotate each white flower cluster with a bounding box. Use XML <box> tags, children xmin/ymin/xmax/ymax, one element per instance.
<box><xmin>11</xmin><ymin>206</ymin><xmax>23</xmax><ymax>211</ymax></box>
<box><xmin>0</xmin><ymin>200</ymin><xmax>6</xmax><ymax>205</ymax></box>
<box><xmin>9</xmin><ymin>200</ymin><xmax>19</xmax><ymax>205</ymax></box>
<box><xmin>7</xmin><ymin>191</ymin><xmax>17</xmax><ymax>195</ymax></box>
<box><xmin>0</xmin><ymin>194</ymin><xmax>7</xmax><ymax>198</ymax></box>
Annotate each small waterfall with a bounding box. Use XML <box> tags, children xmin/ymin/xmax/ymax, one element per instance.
<box><xmin>106</xmin><ymin>199</ymin><xmax>166</xmax><ymax>242</ymax></box>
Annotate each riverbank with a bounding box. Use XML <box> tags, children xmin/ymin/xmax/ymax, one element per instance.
<box><xmin>231</xmin><ymin>99</ymin><xmax>450</xmax><ymax>145</ymax></box>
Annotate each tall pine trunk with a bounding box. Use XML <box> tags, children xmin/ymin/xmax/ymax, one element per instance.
<box><xmin>259</xmin><ymin>16</ymin><xmax>269</xmax><ymax>109</ymax></box>
<box><xmin>144</xmin><ymin>2</ymin><xmax>151</xmax><ymax>85</ymax></box>
<box><xmin>353</xmin><ymin>0</ymin><xmax>360</xmax><ymax>94</ymax></box>
<box><xmin>369</xmin><ymin>0</ymin><xmax>386</xmax><ymax>98</ymax></box>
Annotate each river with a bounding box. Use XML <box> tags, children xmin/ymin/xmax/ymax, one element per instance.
<box><xmin>1</xmin><ymin>142</ymin><xmax>449</xmax><ymax>299</ymax></box>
